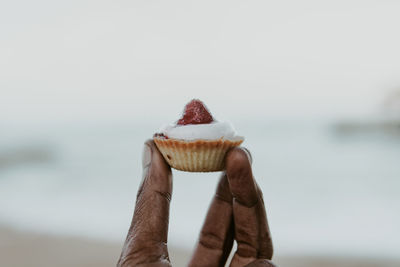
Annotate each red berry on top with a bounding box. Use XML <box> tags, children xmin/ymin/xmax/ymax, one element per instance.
<box><xmin>177</xmin><ymin>99</ymin><xmax>214</xmax><ymax>125</ymax></box>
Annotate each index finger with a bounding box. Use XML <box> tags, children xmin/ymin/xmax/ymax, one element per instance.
<box><xmin>118</xmin><ymin>140</ymin><xmax>172</xmax><ymax>266</ymax></box>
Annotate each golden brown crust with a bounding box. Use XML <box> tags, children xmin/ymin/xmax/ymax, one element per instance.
<box><xmin>153</xmin><ymin>137</ymin><xmax>244</xmax><ymax>172</ymax></box>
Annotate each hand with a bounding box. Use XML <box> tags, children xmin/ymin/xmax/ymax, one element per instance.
<box><xmin>117</xmin><ymin>140</ymin><xmax>276</xmax><ymax>267</ymax></box>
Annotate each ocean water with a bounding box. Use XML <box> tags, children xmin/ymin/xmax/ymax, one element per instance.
<box><xmin>0</xmin><ymin>120</ymin><xmax>399</xmax><ymax>259</ymax></box>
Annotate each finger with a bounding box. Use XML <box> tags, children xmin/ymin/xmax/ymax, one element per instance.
<box><xmin>255</xmin><ymin>184</ymin><xmax>273</xmax><ymax>259</ymax></box>
<box><xmin>225</xmin><ymin>147</ymin><xmax>261</xmax><ymax>267</ymax></box>
<box><xmin>118</xmin><ymin>140</ymin><xmax>172</xmax><ymax>267</ymax></box>
<box><xmin>189</xmin><ymin>174</ymin><xmax>234</xmax><ymax>267</ymax></box>
<box><xmin>226</xmin><ymin>147</ymin><xmax>259</xmax><ymax>265</ymax></box>
<box><xmin>230</xmin><ymin>146</ymin><xmax>273</xmax><ymax>258</ymax></box>
<box><xmin>245</xmin><ymin>259</ymin><xmax>278</xmax><ymax>267</ymax></box>
<box><xmin>134</xmin><ymin>140</ymin><xmax>172</xmax><ymax>242</ymax></box>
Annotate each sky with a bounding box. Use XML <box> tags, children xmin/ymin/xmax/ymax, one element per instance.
<box><xmin>1</xmin><ymin>0</ymin><xmax>400</xmax><ymax>123</ymax></box>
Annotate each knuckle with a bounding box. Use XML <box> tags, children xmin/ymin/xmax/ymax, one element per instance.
<box><xmin>237</xmin><ymin>240</ymin><xmax>258</xmax><ymax>258</ymax></box>
<box><xmin>199</xmin><ymin>231</ymin><xmax>224</xmax><ymax>250</ymax></box>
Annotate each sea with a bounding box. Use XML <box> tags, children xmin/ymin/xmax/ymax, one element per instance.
<box><xmin>0</xmin><ymin>120</ymin><xmax>399</xmax><ymax>259</ymax></box>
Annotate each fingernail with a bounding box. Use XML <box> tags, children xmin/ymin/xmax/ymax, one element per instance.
<box><xmin>142</xmin><ymin>144</ymin><xmax>152</xmax><ymax>169</ymax></box>
<box><xmin>242</xmin><ymin>147</ymin><xmax>253</xmax><ymax>164</ymax></box>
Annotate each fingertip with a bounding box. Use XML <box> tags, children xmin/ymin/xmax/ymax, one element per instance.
<box><xmin>144</xmin><ymin>139</ymin><xmax>171</xmax><ymax>171</ymax></box>
<box><xmin>141</xmin><ymin>138</ymin><xmax>172</xmax><ymax>183</ymax></box>
<box><xmin>225</xmin><ymin>147</ymin><xmax>258</xmax><ymax>207</ymax></box>
<box><xmin>142</xmin><ymin>143</ymin><xmax>152</xmax><ymax>169</ymax></box>
<box><xmin>141</xmin><ymin>139</ymin><xmax>172</xmax><ymax>193</ymax></box>
<box><xmin>241</xmin><ymin>147</ymin><xmax>253</xmax><ymax>164</ymax></box>
<box><xmin>144</xmin><ymin>139</ymin><xmax>155</xmax><ymax>147</ymax></box>
<box><xmin>225</xmin><ymin>147</ymin><xmax>252</xmax><ymax>176</ymax></box>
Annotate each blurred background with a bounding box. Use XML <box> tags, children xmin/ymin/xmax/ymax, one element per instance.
<box><xmin>1</xmin><ymin>0</ymin><xmax>400</xmax><ymax>266</ymax></box>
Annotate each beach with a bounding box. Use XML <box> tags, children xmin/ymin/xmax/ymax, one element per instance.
<box><xmin>3</xmin><ymin>0</ymin><xmax>400</xmax><ymax>265</ymax></box>
<box><xmin>1</xmin><ymin>122</ymin><xmax>400</xmax><ymax>266</ymax></box>
<box><xmin>1</xmin><ymin>225</ymin><xmax>399</xmax><ymax>267</ymax></box>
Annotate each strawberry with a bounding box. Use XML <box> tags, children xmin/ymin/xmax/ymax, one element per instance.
<box><xmin>177</xmin><ymin>99</ymin><xmax>214</xmax><ymax>125</ymax></box>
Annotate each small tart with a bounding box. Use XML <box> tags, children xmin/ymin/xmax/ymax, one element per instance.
<box><xmin>153</xmin><ymin>99</ymin><xmax>244</xmax><ymax>172</ymax></box>
<box><xmin>154</xmin><ymin>137</ymin><xmax>243</xmax><ymax>172</ymax></box>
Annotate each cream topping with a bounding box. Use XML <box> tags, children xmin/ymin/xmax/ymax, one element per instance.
<box><xmin>159</xmin><ymin>121</ymin><xmax>243</xmax><ymax>141</ymax></box>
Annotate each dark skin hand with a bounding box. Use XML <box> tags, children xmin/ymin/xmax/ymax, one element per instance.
<box><xmin>117</xmin><ymin>140</ymin><xmax>276</xmax><ymax>267</ymax></box>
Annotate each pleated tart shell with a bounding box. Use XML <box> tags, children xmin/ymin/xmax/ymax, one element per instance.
<box><xmin>153</xmin><ymin>137</ymin><xmax>244</xmax><ymax>172</ymax></box>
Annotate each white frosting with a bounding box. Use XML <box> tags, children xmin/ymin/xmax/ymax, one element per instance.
<box><xmin>159</xmin><ymin>121</ymin><xmax>243</xmax><ymax>141</ymax></box>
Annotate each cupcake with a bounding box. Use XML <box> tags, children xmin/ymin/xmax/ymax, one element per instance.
<box><xmin>153</xmin><ymin>99</ymin><xmax>244</xmax><ymax>172</ymax></box>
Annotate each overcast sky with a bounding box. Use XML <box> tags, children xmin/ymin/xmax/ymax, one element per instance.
<box><xmin>1</xmin><ymin>0</ymin><xmax>400</xmax><ymax>123</ymax></box>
